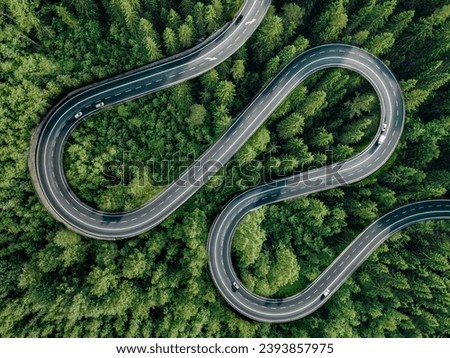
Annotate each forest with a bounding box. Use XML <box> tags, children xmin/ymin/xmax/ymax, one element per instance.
<box><xmin>1</xmin><ymin>0</ymin><xmax>449</xmax><ymax>337</ymax></box>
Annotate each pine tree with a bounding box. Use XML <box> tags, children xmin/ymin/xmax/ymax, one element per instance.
<box><xmin>314</xmin><ymin>0</ymin><xmax>349</xmax><ymax>42</ymax></box>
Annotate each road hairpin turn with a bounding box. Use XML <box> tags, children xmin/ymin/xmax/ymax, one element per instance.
<box><xmin>29</xmin><ymin>0</ymin><xmax>450</xmax><ymax>322</ymax></box>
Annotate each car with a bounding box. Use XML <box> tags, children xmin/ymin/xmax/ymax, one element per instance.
<box><xmin>377</xmin><ymin>134</ymin><xmax>386</xmax><ymax>145</ymax></box>
<box><xmin>232</xmin><ymin>281</ymin><xmax>240</xmax><ymax>291</ymax></box>
<box><xmin>235</xmin><ymin>15</ymin><xmax>243</xmax><ymax>24</ymax></box>
<box><xmin>95</xmin><ymin>102</ymin><xmax>105</xmax><ymax>109</ymax></box>
<box><xmin>322</xmin><ymin>289</ymin><xmax>330</xmax><ymax>298</ymax></box>
<box><xmin>381</xmin><ymin>123</ymin><xmax>387</xmax><ymax>132</ymax></box>
<box><xmin>74</xmin><ymin>111</ymin><xmax>83</xmax><ymax>119</ymax></box>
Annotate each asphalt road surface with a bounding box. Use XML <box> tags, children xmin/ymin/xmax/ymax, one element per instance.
<box><xmin>29</xmin><ymin>0</ymin><xmax>450</xmax><ymax>322</ymax></box>
<box><xmin>30</xmin><ymin>0</ymin><xmax>272</xmax><ymax>239</ymax></box>
<box><xmin>209</xmin><ymin>198</ymin><xmax>450</xmax><ymax>322</ymax></box>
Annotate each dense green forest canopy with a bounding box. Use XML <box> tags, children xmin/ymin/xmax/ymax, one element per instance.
<box><xmin>1</xmin><ymin>0</ymin><xmax>449</xmax><ymax>337</ymax></box>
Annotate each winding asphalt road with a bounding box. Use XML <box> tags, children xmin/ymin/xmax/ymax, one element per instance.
<box><xmin>29</xmin><ymin>0</ymin><xmax>272</xmax><ymax>239</ymax></box>
<box><xmin>209</xmin><ymin>198</ymin><xmax>450</xmax><ymax>323</ymax></box>
<box><xmin>29</xmin><ymin>0</ymin><xmax>450</xmax><ymax>322</ymax></box>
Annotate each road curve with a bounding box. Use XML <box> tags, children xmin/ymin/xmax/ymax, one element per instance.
<box><xmin>209</xmin><ymin>199</ymin><xmax>450</xmax><ymax>323</ymax></box>
<box><xmin>28</xmin><ymin>0</ymin><xmax>450</xmax><ymax>322</ymax></box>
<box><xmin>29</xmin><ymin>0</ymin><xmax>271</xmax><ymax>239</ymax></box>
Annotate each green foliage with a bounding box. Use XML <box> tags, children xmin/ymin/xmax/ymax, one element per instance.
<box><xmin>0</xmin><ymin>0</ymin><xmax>449</xmax><ymax>338</ymax></box>
<box><xmin>187</xmin><ymin>104</ymin><xmax>207</xmax><ymax>126</ymax></box>
<box><xmin>314</xmin><ymin>0</ymin><xmax>349</xmax><ymax>42</ymax></box>
<box><xmin>233</xmin><ymin>208</ymin><xmax>267</xmax><ymax>267</ymax></box>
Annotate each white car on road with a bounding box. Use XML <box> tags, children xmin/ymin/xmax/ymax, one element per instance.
<box><xmin>378</xmin><ymin>134</ymin><xmax>386</xmax><ymax>145</ymax></box>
